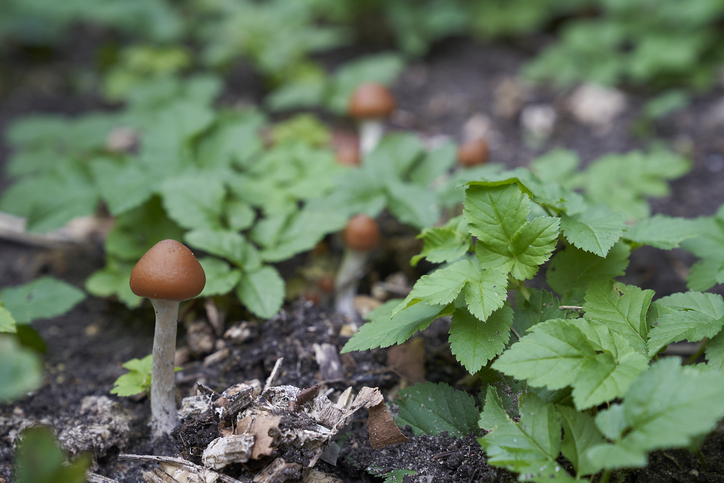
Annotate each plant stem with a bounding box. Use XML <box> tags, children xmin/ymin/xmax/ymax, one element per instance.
<box><xmin>359</xmin><ymin>120</ymin><xmax>383</xmax><ymax>155</ymax></box>
<box><xmin>599</xmin><ymin>470</ymin><xmax>611</xmax><ymax>483</ymax></box>
<box><xmin>334</xmin><ymin>248</ymin><xmax>368</xmax><ymax>328</ymax></box>
<box><xmin>518</xmin><ymin>284</ymin><xmax>531</xmax><ymax>302</ymax></box>
<box><xmin>149</xmin><ymin>298</ymin><xmax>180</xmax><ymax>439</ymax></box>
<box><xmin>685</xmin><ymin>339</ymin><xmax>709</xmax><ymax>365</ymax></box>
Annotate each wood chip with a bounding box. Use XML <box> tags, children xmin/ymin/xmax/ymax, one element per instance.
<box><xmin>313</xmin><ymin>343</ymin><xmax>345</xmax><ymax>381</ymax></box>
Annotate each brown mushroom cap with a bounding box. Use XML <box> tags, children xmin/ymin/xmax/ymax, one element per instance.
<box><xmin>130</xmin><ymin>239</ymin><xmax>206</xmax><ymax>301</ymax></box>
<box><xmin>348</xmin><ymin>83</ymin><xmax>396</xmax><ymax>120</ymax></box>
<box><xmin>344</xmin><ymin>214</ymin><xmax>380</xmax><ymax>252</ymax></box>
<box><xmin>457</xmin><ymin>139</ymin><xmax>489</xmax><ymax>167</ymax></box>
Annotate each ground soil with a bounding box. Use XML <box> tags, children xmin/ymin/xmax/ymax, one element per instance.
<box><xmin>2</xmin><ymin>34</ymin><xmax>724</xmax><ymax>483</ymax></box>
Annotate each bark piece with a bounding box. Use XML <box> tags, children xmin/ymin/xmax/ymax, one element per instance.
<box><xmin>253</xmin><ymin>458</ymin><xmax>303</xmax><ymax>483</ymax></box>
<box><xmin>203</xmin><ymin>434</ymin><xmax>255</xmax><ymax>469</ymax></box>
<box><xmin>313</xmin><ymin>343</ymin><xmax>344</xmax><ymax>381</ymax></box>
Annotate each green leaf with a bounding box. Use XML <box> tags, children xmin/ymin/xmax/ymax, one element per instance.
<box><xmin>341</xmin><ymin>300</ymin><xmax>447</xmax><ymax>353</ymax></box>
<box><xmin>0</xmin><ymin>335</ymin><xmax>43</xmax><ymax>402</ymax></box>
<box><xmin>259</xmin><ymin>209</ymin><xmax>347</xmax><ymax>262</ymax></box>
<box><xmin>398</xmin><ymin>260</ymin><xmax>474</xmax><ymax>309</ymax></box>
<box><xmin>463</xmin><ymin>183</ymin><xmax>529</xmax><ymax>248</ymax></box>
<box><xmin>513</xmin><ymin>289</ymin><xmax>567</xmax><ymax>335</ymax></box>
<box><xmin>0</xmin><ymin>277</ymin><xmax>86</xmax><ymax>325</ymax></box>
<box><xmin>236</xmin><ymin>266</ymin><xmax>285</xmax><ymax>319</ymax></box>
<box><xmin>366</xmin><ymin>133</ymin><xmax>425</xmax><ymax>178</ymax></box>
<box><xmin>385</xmin><ymin>179</ymin><xmax>441</xmax><ymax>229</ymax></box>
<box><xmin>530</xmin><ymin>149</ymin><xmax>580</xmax><ymax>185</ymax></box>
<box><xmin>449</xmin><ymin>305</ymin><xmax>512</xmax><ymax>373</ymax></box>
<box><xmin>380</xmin><ymin>469</ymin><xmax>417</xmax><ymax>483</ymax></box>
<box><xmin>705</xmin><ymin>331</ymin><xmax>724</xmax><ymax>369</ymax></box>
<box><xmin>648</xmin><ymin>310</ymin><xmax>724</xmax><ymax>356</ymax></box>
<box><xmin>111</xmin><ymin>354</ymin><xmax>153</xmax><ymax>397</ymax></box>
<box><xmin>557</xmin><ymin>406</ymin><xmax>605</xmax><ymax>477</ymax></box>
<box><xmin>588</xmin><ymin>358</ymin><xmax>724</xmax><ymax>470</ymax></box>
<box><xmin>160</xmin><ymin>173</ymin><xmax>226</xmax><ymax>230</ymax></box>
<box><xmin>687</xmin><ymin>258</ymin><xmax>724</xmax><ymax>291</ymax></box>
<box><xmin>395</xmin><ymin>382</ymin><xmax>479</xmax><ymax>438</ymax></box>
<box><xmin>225</xmin><ymin>199</ymin><xmax>256</xmax><ymax>231</ymax></box>
<box><xmin>583</xmin><ymin>281</ymin><xmax>654</xmax><ymax>353</ymax></box>
<box><xmin>185</xmin><ymin>229</ymin><xmax>261</xmax><ymax>270</ymax></box>
<box><xmin>0</xmin><ymin>306</ymin><xmax>16</xmax><ymax>333</ymax></box>
<box><xmin>104</xmin><ymin>198</ymin><xmax>184</xmax><ymax>261</ymax></box>
<box><xmin>493</xmin><ymin>319</ymin><xmax>595</xmax><ymax>391</ymax></box>
<box><xmin>479</xmin><ymin>389</ymin><xmax>571</xmax><ymax>480</ymax></box>
<box><xmin>463</xmin><ymin>267</ymin><xmax>509</xmax><ymax>322</ymax></box>
<box><xmin>623</xmin><ymin>215</ymin><xmax>700</xmax><ymax>249</ymax></box>
<box><xmin>560</xmin><ymin>205</ymin><xmax>627</xmax><ymax>257</ymax></box>
<box><xmin>198</xmin><ymin>258</ymin><xmax>242</xmax><ymax>297</ymax></box>
<box><xmin>15</xmin><ymin>426</ymin><xmax>91</xmax><ymax>483</ymax></box>
<box><xmin>408</xmin><ymin>141</ymin><xmax>457</xmax><ymax>187</ymax></box>
<box><xmin>411</xmin><ymin>217</ymin><xmax>470</xmax><ymax>266</ymax></box>
<box><xmin>547</xmin><ymin>242</ymin><xmax>630</xmax><ymax>299</ymax></box>
<box><xmin>90</xmin><ymin>158</ymin><xmax>155</xmax><ymax>216</ymax></box>
<box><xmin>85</xmin><ymin>262</ymin><xmax>141</xmax><ymax>308</ymax></box>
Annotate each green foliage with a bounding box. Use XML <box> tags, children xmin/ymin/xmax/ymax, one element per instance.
<box><xmin>395</xmin><ymin>382</ymin><xmax>479</xmax><ymax>438</ymax></box>
<box><xmin>0</xmin><ymin>334</ymin><xmax>44</xmax><ymax>402</ymax></box>
<box><xmin>14</xmin><ymin>426</ymin><xmax>91</xmax><ymax>483</ymax></box>
<box><xmin>680</xmin><ymin>205</ymin><xmax>724</xmax><ymax>291</ymax></box>
<box><xmin>0</xmin><ymin>277</ymin><xmax>87</xmax><ymax>325</ymax></box>
<box><xmin>524</xmin><ymin>0</ymin><xmax>724</xmax><ymax>89</ymax></box>
<box><xmin>110</xmin><ymin>354</ymin><xmax>153</xmax><ymax>397</ymax></box>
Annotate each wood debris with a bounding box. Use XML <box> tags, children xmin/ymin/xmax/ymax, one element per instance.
<box><xmin>126</xmin><ymin>381</ymin><xmax>407</xmax><ymax>482</ymax></box>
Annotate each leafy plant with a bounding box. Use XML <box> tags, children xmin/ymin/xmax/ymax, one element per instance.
<box><xmin>524</xmin><ymin>0</ymin><xmax>724</xmax><ymax>89</ymax></box>
<box><xmin>0</xmin><ymin>277</ymin><xmax>87</xmax><ymax>402</ymax></box>
<box><xmin>111</xmin><ymin>354</ymin><xmax>182</xmax><ymax>397</ymax></box>
<box><xmin>341</xmin><ymin>147</ymin><xmax>724</xmax><ymax>480</ymax></box>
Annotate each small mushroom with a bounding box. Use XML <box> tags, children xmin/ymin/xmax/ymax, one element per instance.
<box><xmin>348</xmin><ymin>83</ymin><xmax>396</xmax><ymax>156</ymax></box>
<box><xmin>334</xmin><ymin>214</ymin><xmax>380</xmax><ymax>325</ymax></box>
<box><xmin>130</xmin><ymin>239</ymin><xmax>206</xmax><ymax>438</ymax></box>
<box><xmin>457</xmin><ymin>138</ymin><xmax>489</xmax><ymax>167</ymax></box>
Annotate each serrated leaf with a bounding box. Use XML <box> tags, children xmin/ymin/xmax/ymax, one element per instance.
<box><xmin>587</xmin><ymin>358</ymin><xmax>724</xmax><ymax>470</ymax></box>
<box><xmin>648</xmin><ymin>310</ymin><xmax>724</xmax><ymax>356</ymax></box>
<box><xmin>513</xmin><ymin>289</ymin><xmax>567</xmax><ymax>335</ymax></box>
<box><xmin>583</xmin><ymin>281</ymin><xmax>654</xmax><ymax>353</ymax></box>
<box><xmin>557</xmin><ymin>406</ymin><xmax>605</xmax><ymax>477</ymax></box>
<box><xmin>623</xmin><ymin>215</ymin><xmax>700</xmax><ymax>249</ymax></box>
<box><xmin>0</xmin><ymin>335</ymin><xmax>44</xmax><ymax>402</ymax></box>
<box><xmin>366</xmin><ymin>132</ymin><xmax>424</xmax><ymax>178</ymax></box>
<box><xmin>395</xmin><ymin>382</ymin><xmax>479</xmax><ymax>437</ymax></box>
<box><xmin>687</xmin><ymin>258</ymin><xmax>724</xmax><ymax>291</ymax></box>
<box><xmin>379</xmin><ymin>469</ymin><xmax>417</xmax><ymax>483</ymax></box>
<box><xmin>225</xmin><ymin>199</ymin><xmax>256</xmax><ymax>231</ymax></box>
<box><xmin>160</xmin><ymin>174</ymin><xmax>225</xmax><ymax>230</ymax></box>
<box><xmin>411</xmin><ymin>219</ymin><xmax>470</xmax><ymax>266</ymax></box>
<box><xmin>462</xmin><ymin>268</ymin><xmax>509</xmax><ymax>322</ymax></box>
<box><xmin>560</xmin><ymin>205</ymin><xmax>626</xmax><ymax>257</ymax></box>
<box><xmin>507</xmin><ymin>216</ymin><xmax>561</xmax><ymax>280</ymax></box>
<box><xmin>530</xmin><ymin>149</ymin><xmax>580</xmax><ymax>185</ymax></box>
<box><xmin>398</xmin><ymin>260</ymin><xmax>474</xmax><ymax>311</ymax></box>
<box><xmin>479</xmin><ymin>389</ymin><xmax>571</xmax><ymax>480</ymax></box>
<box><xmin>547</xmin><ymin>242</ymin><xmax>630</xmax><ymax>299</ymax></box>
<box><xmin>236</xmin><ymin>266</ymin><xmax>284</xmax><ymax>319</ymax></box>
<box><xmin>341</xmin><ymin>300</ymin><xmax>447</xmax><ymax>353</ymax></box>
<box><xmin>111</xmin><ymin>355</ymin><xmax>152</xmax><ymax>397</ymax></box>
<box><xmin>463</xmin><ymin>183</ymin><xmax>529</xmax><ymax>247</ymax></box>
<box><xmin>198</xmin><ymin>258</ymin><xmax>242</xmax><ymax>297</ymax></box>
<box><xmin>493</xmin><ymin>319</ymin><xmax>595</xmax><ymax>390</ymax></box>
<box><xmin>705</xmin><ymin>331</ymin><xmax>724</xmax><ymax>369</ymax></box>
<box><xmin>0</xmin><ymin>277</ymin><xmax>86</xmax><ymax>325</ymax></box>
<box><xmin>449</xmin><ymin>306</ymin><xmax>512</xmax><ymax>373</ymax></box>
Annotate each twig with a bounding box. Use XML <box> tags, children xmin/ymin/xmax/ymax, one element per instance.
<box><xmin>559</xmin><ymin>305</ymin><xmax>584</xmax><ymax>310</ymax></box>
<box><xmin>264</xmin><ymin>357</ymin><xmax>284</xmax><ymax>392</ymax></box>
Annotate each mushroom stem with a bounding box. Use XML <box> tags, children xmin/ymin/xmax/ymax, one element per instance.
<box><xmin>149</xmin><ymin>298</ymin><xmax>180</xmax><ymax>438</ymax></box>
<box><xmin>334</xmin><ymin>248</ymin><xmax>369</xmax><ymax>327</ymax></box>
<box><xmin>359</xmin><ymin>120</ymin><xmax>384</xmax><ymax>155</ymax></box>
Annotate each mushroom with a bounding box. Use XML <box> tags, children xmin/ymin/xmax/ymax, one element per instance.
<box><xmin>348</xmin><ymin>83</ymin><xmax>396</xmax><ymax>156</ymax></box>
<box><xmin>334</xmin><ymin>214</ymin><xmax>380</xmax><ymax>325</ymax></box>
<box><xmin>457</xmin><ymin>138</ymin><xmax>489</xmax><ymax>167</ymax></box>
<box><xmin>130</xmin><ymin>239</ymin><xmax>206</xmax><ymax>438</ymax></box>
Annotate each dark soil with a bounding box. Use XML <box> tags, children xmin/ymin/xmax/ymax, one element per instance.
<box><xmin>2</xmin><ymin>35</ymin><xmax>724</xmax><ymax>483</ymax></box>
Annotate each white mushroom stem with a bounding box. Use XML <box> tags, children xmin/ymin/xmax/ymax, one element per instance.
<box><xmin>149</xmin><ymin>298</ymin><xmax>180</xmax><ymax>438</ymax></box>
<box><xmin>334</xmin><ymin>248</ymin><xmax>369</xmax><ymax>328</ymax></box>
<box><xmin>359</xmin><ymin>119</ymin><xmax>384</xmax><ymax>155</ymax></box>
